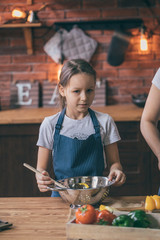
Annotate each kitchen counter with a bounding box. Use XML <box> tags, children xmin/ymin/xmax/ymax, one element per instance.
<box><xmin>0</xmin><ymin>196</ymin><xmax>146</xmax><ymax>240</ymax></box>
<box><xmin>0</xmin><ymin>104</ymin><xmax>143</xmax><ymax>124</ymax></box>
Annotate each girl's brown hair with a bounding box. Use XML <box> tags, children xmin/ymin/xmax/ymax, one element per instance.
<box><xmin>58</xmin><ymin>59</ymin><xmax>96</xmax><ymax>109</ymax></box>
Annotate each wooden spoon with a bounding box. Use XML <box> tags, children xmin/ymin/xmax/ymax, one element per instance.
<box><xmin>23</xmin><ymin>163</ymin><xmax>66</xmax><ymax>189</ymax></box>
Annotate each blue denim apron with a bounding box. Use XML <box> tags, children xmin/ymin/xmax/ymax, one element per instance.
<box><xmin>51</xmin><ymin>108</ymin><xmax>105</xmax><ymax>197</ymax></box>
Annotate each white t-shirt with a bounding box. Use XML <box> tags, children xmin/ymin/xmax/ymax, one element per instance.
<box><xmin>37</xmin><ymin>110</ymin><xmax>121</xmax><ymax>152</ymax></box>
<box><xmin>152</xmin><ymin>68</ymin><xmax>160</xmax><ymax>89</ymax></box>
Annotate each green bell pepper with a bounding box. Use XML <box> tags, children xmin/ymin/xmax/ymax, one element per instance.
<box><xmin>112</xmin><ymin>214</ymin><xmax>134</xmax><ymax>227</ymax></box>
<box><xmin>128</xmin><ymin>210</ymin><xmax>150</xmax><ymax>228</ymax></box>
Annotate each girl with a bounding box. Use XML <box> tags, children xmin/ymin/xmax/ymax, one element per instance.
<box><xmin>36</xmin><ymin>59</ymin><xmax>126</xmax><ymax>197</ymax></box>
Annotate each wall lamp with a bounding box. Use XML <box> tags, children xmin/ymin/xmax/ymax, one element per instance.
<box><xmin>11</xmin><ymin>8</ymin><xmax>39</xmax><ymax>23</ymax></box>
<box><xmin>12</xmin><ymin>9</ymin><xmax>27</xmax><ymax>19</ymax></box>
<box><xmin>140</xmin><ymin>25</ymin><xmax>148</xmax><ymax>52</ymax></box>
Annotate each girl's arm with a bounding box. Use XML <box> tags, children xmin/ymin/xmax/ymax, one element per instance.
<box><xmin>140</xmin><ymin>84</ymin><xmax>160</xmax><ymax>170</ymax></box>
<box><xmin>104</xmin><ymin>142</ymin><xmax>126</xmax><ymax>186</ymax></box>
<box><xmin>36</xmin><ymin>146</ymin><xmax>54</xmax><ymax>192</ymax></box>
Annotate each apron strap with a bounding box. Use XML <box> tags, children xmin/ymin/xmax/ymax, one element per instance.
<box><xmin>88</xmin><ymin>108</ymin><xmax>101</xmax><ymax>138</ymax></box>
<box><xmin>54</xmin><ymin>108</ymin><xmax>66</xmax><ymax>149</ymax></box>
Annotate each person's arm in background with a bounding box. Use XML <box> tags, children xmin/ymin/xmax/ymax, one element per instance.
<box><xmin>36</xmin><ymin>146</ymin><xmax>54</xmax><ymax>192</ymax></box>
<box><xmin>104</xmin><ymin>142</ymin><xmax>126</xmax><ymax>186</ymax></box>
<box><xmin>140</xmin><ymin>84</ymin><xmax>160</xmax><ymax>170</ymax></box>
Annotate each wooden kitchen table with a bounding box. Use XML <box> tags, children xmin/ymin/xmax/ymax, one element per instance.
<box><xmin>0</xmin><ymin>197</ymin><xmax>70</xmax><ymax>240</ymax></box>
<box><xmin>0</xmin><ymin>196</ymin><xmax>147</xmax><ymax>240</ymax></box>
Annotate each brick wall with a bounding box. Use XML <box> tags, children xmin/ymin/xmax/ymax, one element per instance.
<box><xmin>0</xmin><ymin>0</ymin><xmax>160</xmax><ymax>109</ymax></box>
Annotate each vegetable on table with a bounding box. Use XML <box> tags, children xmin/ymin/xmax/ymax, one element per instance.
<box><xmin>96</xmin><ymin>210</ymin><xmax>117</xmax><ymax>225</ymax></box>
<box><xmin>112</xmin><ymin>214</ymin><xmax>134</xmax><ymax>227</ymax></box>
<box><xmin>152</xmin><ymin>195</ymin><xmax>160</xmax><ymax>210</ymax></box>
<box><xmin>99</xmin><ymin>204</ymin><xmax>115</xmax><ymax>213</ymax></box>
<box><xmin>144</xmin><ymin>195</ymin><xmax>160</xmax><ymax>211</ymax></box>
<box><xmin>128</xmin><ymin>210</ymin><xmax>150</xmax><ymax>228</ymax></box>
<box><xmin>75</xmin><ymin>204</ymin><xmax>96</xmax><ymax>224</ymax></box>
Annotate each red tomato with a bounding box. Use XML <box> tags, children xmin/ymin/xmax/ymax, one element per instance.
<box><xmin>76</xmin><ymin>204</ymin><xmax>96</xmax><ymax>224</ymax></box>
<box><xmin>97</xmin><ymin>210</ymin><xmax>117</xmax><ymax>225</ymax></box>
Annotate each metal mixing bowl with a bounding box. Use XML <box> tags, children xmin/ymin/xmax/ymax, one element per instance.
<box><xmin>49</xmin><ymin>176</ymin><xmax>115</xmax><ymax>208</ymax></box>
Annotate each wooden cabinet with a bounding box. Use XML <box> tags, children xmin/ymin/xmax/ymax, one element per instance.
<box><xmin>110</xmin><ymin>122</ymin><xmax>152</xmax><ymax>196</ymax></box>
<box><xmin>0</xmin><ymin>121</ymin><xmax>160</xmax><ymax>197</ymax></box>
<box><xmin>0</xmin><ymin>124</ymin><xmax>53</xmax><ymax>197</ymax></box>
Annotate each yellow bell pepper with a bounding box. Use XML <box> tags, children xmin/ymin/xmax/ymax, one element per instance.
<box><xmin>152</xmin><ymin>195</ymin><xmax>160</xmax><ymax>209</ymax></box>
<box><xmin>99</xmin><ymin>204</ymin><xmax>115</xmax><ymax>213</ymax></box>
<box><xmin>145</xmin><ymin>196</ymin><xmax>156</xmax><ymax>211</ymax></box>
<box><xmin>152</xmin><ymin>195</ymin><xmax>160</xmax><ymax>199</ymax></box>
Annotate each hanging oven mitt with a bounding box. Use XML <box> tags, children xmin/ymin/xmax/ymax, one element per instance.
<box><xmin>62</xmin><ymin>26</ymin><xmax>98</xmax><ymax>62</ymax></box>
<box><xmin>43</xmin><ymin>29</ymin><xmax>68</xmax><ymax>63</ymax></box>
<box><xmin>107</xmin><ymin>31</ymin><xmax>131</xmax><ymax>66</ymax></box>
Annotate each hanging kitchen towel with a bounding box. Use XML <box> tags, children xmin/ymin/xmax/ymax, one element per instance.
<box><xmin>43</xmin><ymin>29</ymin><xmax>68</xmax><ymax>63</ymax></box>
<box><xmin>62</xmin><ymin>26</ymin><xmax>97</xmax><ymax>62</ymax></box>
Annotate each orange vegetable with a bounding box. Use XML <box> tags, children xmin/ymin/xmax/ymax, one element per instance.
<box><xmin>145</xmin><ymin>196</ymin><xmax>156</xmax><ymax>211</ymax></box>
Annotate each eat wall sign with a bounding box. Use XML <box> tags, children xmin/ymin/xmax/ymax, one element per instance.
<box><xmin>10</xmin><ymin>80</ymin><xmax>106</xmax><ymax>109</ymax></box>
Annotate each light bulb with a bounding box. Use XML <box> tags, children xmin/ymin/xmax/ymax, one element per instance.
<box><xmin>12</xmin><ymin>9</ymin><xmax>27</xmax><ymax>19</ymax></box>
<box><xmin>140</xmin><ymin>26</ymin><xmax>148</xmax><ymax>52</ymax></box>
<box><xmin>140</xmin><ymin>36</ymin><xmax>148</xmax><ymax>51</ymax></box>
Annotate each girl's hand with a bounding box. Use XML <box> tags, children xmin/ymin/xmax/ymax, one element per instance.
<box><xmin>108</xmin><ymin>169</ymin><xmax>126</xmax><ymax>186</ymax></box>
<box><xmin>36</xmin><ymin>170</ymin><xmax>54</xmax><ymax>192</ymax></box>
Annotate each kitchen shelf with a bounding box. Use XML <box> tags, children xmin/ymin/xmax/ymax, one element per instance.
<box><xmin>54</xmin><ymin>19</ymin><xmax>143</xmax><ymax>31</ymax></box>
<box><xmin>0</xmin><ymin>22</ymin><xmax>42</xmax><ymax>55</ymax></box>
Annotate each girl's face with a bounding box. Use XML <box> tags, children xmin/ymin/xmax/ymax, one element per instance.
<box><xmin>59</xmin><ymin>73</ymin><xmax>95</xmax><ymax>119</ymax></box>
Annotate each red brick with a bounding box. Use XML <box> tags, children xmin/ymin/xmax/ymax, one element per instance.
<box><xmin>0</xmin><ymin>64</ymin><xmax>31</xmax><ymax>72</ymax></box>
<box><xmin>97</xmin><ymin>69</ymin><xmax>118</xmax><ymax>78</ymax></box>
<box><xmin>92</xmin><ymin>53</ymin><xmax>107</xmax><ymax>61</ymax></box>
<box><xmin>93</xmin><ymin>35</ymin><xmax>112</xmax><ymax>44</ymax></box>
<box><xmin>0</xmin><ymin>56</ymin><xmax>11</xmax><ymax>63</ymax></box>
<box><xmin>83</xmin><ymin>0</ymin><xmax>116</xmax><ymax>8</ymax></box>
<box><xmin>125</xmin><ymin>53</ymin><xmax>154</xmax><ymax>61</ymax></box>
<box><xmin>13</xmin><ymin>72</ymin><xmax>47</xmax><ymax>82</ymax></box>
<box><xmin>103</xmin><ymin>61</ymin><xmax>138</xmax><ymax>69</ymax></box>
<box><xmin>66</xmin><ymin>10</ymin><xmax>101</xmax><ymax>18</ymax></box>
<box><xmin>38</xmin><ymin>10</ymin><xmax>64</xmax><ymax>19</ymax></box>
<box><xmin>86</xmin><ymin>30</ymin><xmax>103</xmax><ymax>35</ymax></box>
<box><xmin>91</xmin><ymin>61</ymin><xmax>103</xmax><ymax>70</ymax></box>
<box><xmin>12</xmin><ymin>55</ymin><xmax>46</xmax><ymax>64</ymax></box>
<box><xmin>144</xmin><ymin>78</ymin><xmax>154</xmax><ymax>87</ymax></box>
<box><xmin>102</xmin><ymin>8</ymin><xmax>138</xmax><ymax>18</ymax></box>
<box><xmin>139</xmin><ymin>7</ymin><xmax>160</xmax><ymax>18</ymax></box>
<box><xmin>119</xmin><ymin>69</ymin><xmax>154</xmax><ymax>78</ymax></box>
<box><xmin>138</xmin><ymin>61</ymin><xmax>160</xmax><ymax>69</ymax></box>
<box><xmin>34</xmin><ymin>0</ymin><xmax>81</xmax><ymax>9</ymax></box>
<box><xmin>33</xmin><ymin>63</ymin><xmax>57</xmax><ymax>71</ymax></box>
